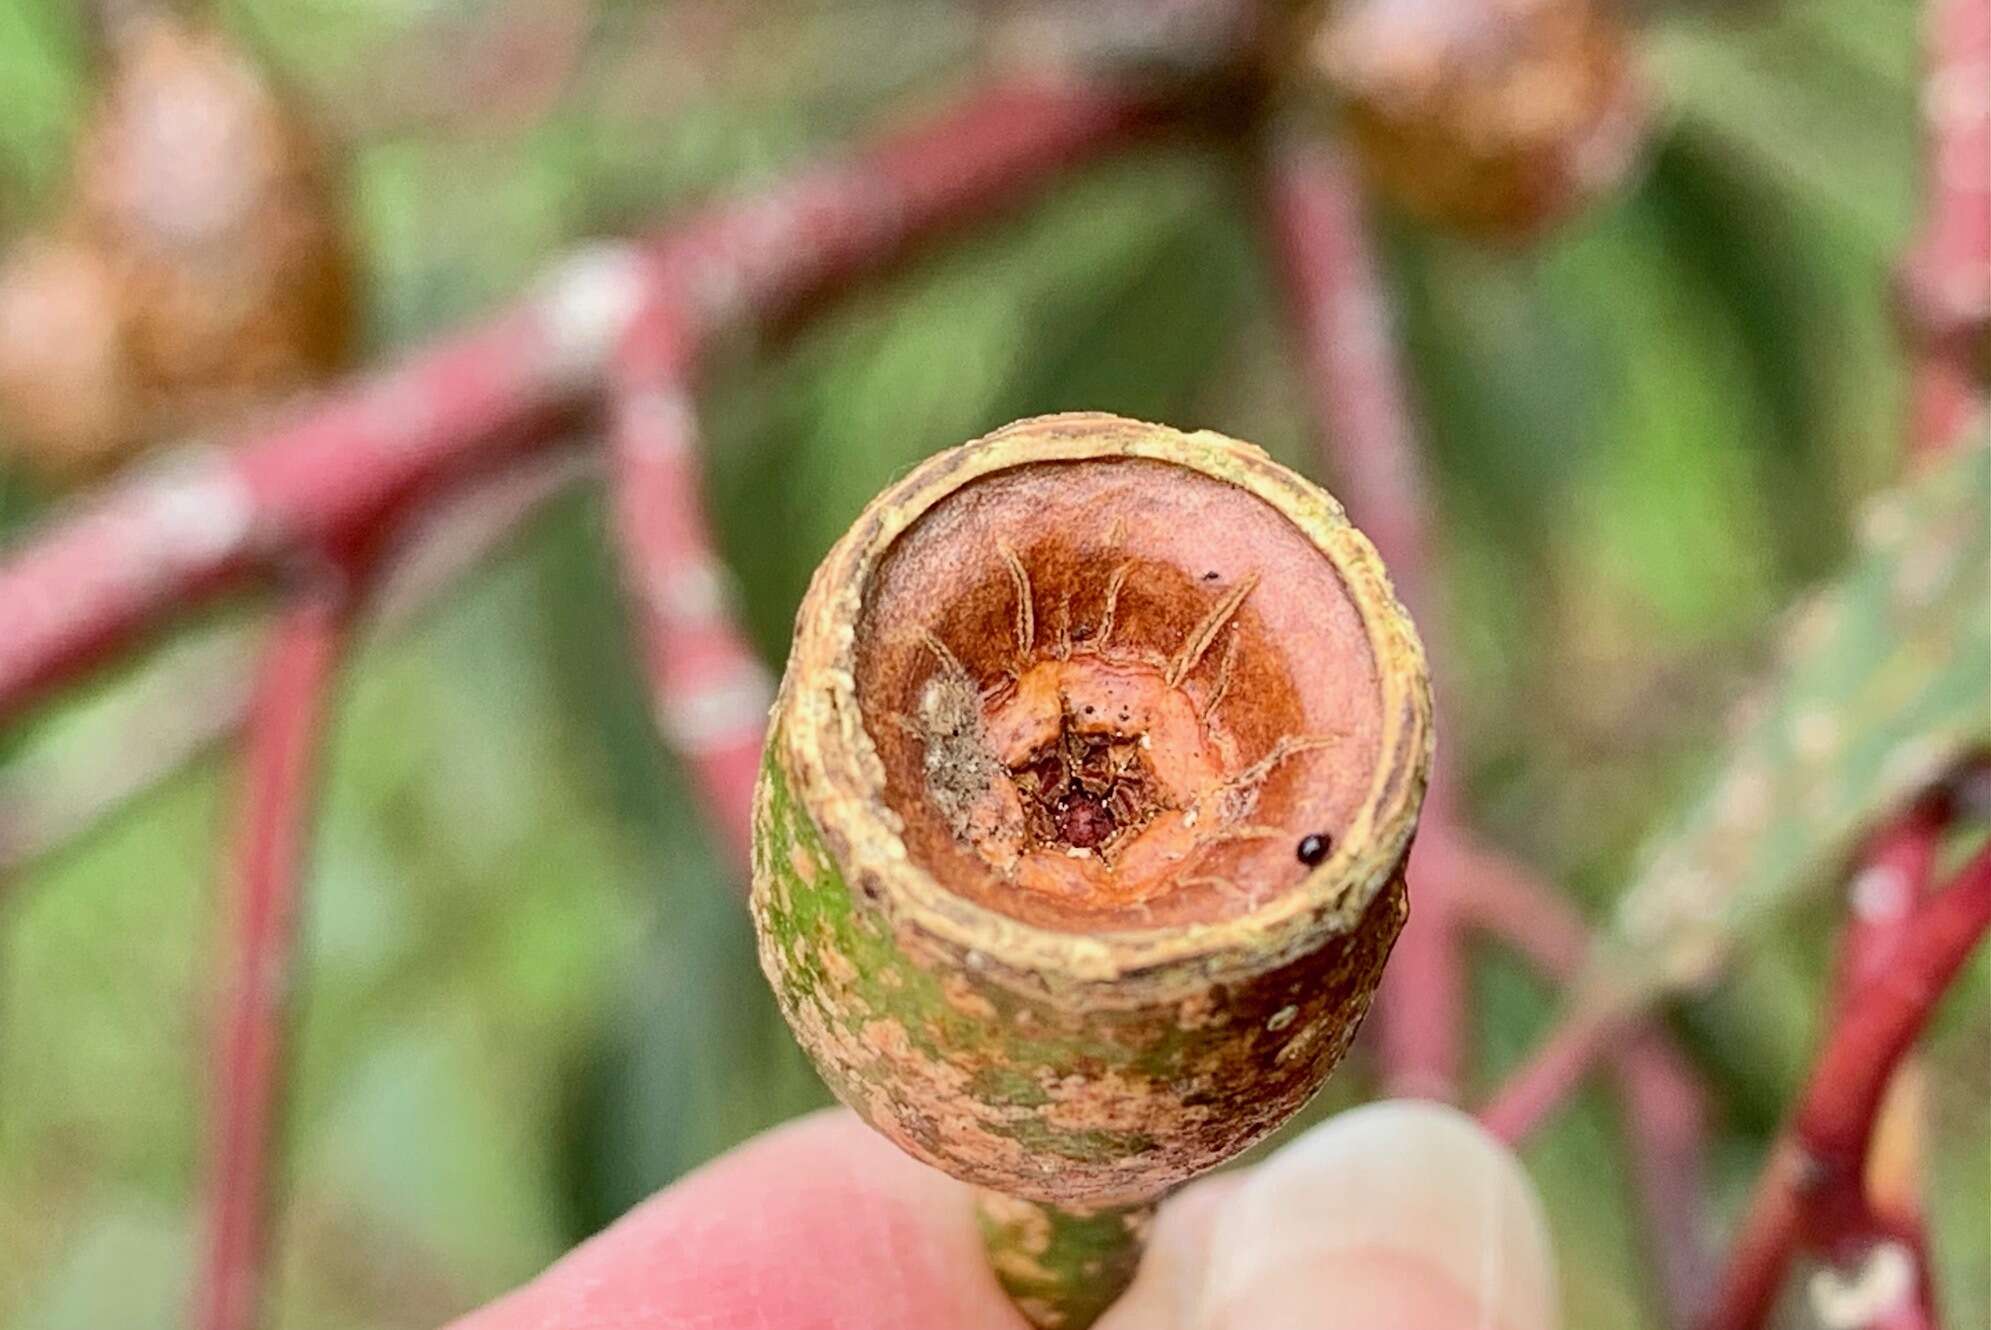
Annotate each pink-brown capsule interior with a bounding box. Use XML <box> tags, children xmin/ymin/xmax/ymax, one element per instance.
<box><xmin>855</xmin><ymin>457</ymin><xmax>1385</xmax><ymax>932</ymax></box>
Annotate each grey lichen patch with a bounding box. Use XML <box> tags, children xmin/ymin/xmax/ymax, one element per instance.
<box><xmin>913</xmin><ymin>635</ymin><xmax>1024</xmax><ymax>869</ymax></box>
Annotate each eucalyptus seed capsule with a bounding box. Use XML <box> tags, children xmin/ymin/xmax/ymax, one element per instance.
<box><xmin>0</xmin><ymin>8</ymin><xmax>354</xmax><ymax>480</ymax></box>
<box><xmin>751</xmin><ymin>412</ymin><xmax>1432</xmax><ymax>1328</ymax></box>
<box><xmin>1309</xmin><ymin>0</ymin><xmax>1649</xmax><ymax>239</ymax></box>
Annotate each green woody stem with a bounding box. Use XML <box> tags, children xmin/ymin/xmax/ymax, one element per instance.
<box><xmin>976</xmin><ymin>1191</ymin><xmax>1157</xmax><ymax>1330</ymax></box>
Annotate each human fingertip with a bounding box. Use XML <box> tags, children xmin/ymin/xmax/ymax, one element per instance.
<box><xmin>1196</xmin><ymin>1100</ymin><xmax>1557</xmax><ymax>1330</ymax></box>
<box><xmin>1094</xmin><ymin>1172</ymin><xmax>1244</xmax><ymax>1330</ymax></box>
<box><xmin>447</xmin><ymin>1109</ymin><xmax>1025</xmax><ymax>1330</ymax></box>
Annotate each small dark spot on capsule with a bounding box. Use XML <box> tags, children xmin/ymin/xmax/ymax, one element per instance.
<box><xmin>1203</xmin><ymin>570</ymin><xmax>1221</xmax><ymax>581</ymax></box>
<box><xmin>1084</xmin><ymin>705</ymin><xmax>1095</xmax><ymax>715</ymax></box>
<box><xmin>1297</xmin><ymin>833</ymin><xmax>1332</xmax><ymax>866</ymax></box>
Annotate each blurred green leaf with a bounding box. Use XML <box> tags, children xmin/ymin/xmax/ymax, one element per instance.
<box><xmin>1648</xmin><ymin>0</ymin><xmax>1918</xmax><ymax>255</ymax></box>
<box><xmin>1591</xmin><ymin>433</ymin><xmax>1991</xmax><ymax>1004</ymax></box>
<box><xmin>1925</xmin><ymin>937</ymin><xmax>1991</xmax><ymax>1329</ymax></box>
<box><xmin>15</xmin><ymin>1201</ymin><xmax>188</xmax><ymax>1330</ymax></box>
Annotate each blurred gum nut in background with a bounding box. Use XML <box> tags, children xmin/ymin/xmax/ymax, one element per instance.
<box><xmin>0</xmin><ymin>235</ymin><xmax>137</xmax><ymax>477</ymax></box>
<box><xmin>1308</xmin><ymin>0</ymin><xmax>1651</xmax><ymax>239</ymax></box>
<box><xmin>0</xmin><ymin>4</ymin><xmax>354</xmax><ymax>481</ymax></box>
<box><xmin>750</xmin><ymin>412</ymin><xmax>1433</xmax><ymax>1327</ymax></box>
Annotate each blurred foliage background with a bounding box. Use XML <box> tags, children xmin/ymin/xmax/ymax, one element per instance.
<box><xmin>0</xmin><ymin>2</ymin><xmax>1983</xmax><ymax>1328</ymax></box>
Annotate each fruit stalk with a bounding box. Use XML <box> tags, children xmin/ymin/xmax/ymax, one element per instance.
<box><xmin>194</xmin><ymin>587</ymin><xmax>346</xmax><ymax>1330</ymax></box>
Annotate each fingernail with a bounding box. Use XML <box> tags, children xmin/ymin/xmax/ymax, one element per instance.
<box><xmin>1197</xmin><ymin>1100</ymin><xmax>1557</xmax><ymax>1330</ymax></box>
<box><xmin>1094</xmin><ymin>1173</ymin><xmax>1243</xmax><ymax>1330</ymax></box>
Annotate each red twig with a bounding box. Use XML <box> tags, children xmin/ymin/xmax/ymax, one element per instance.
<box><xmin>1376</xmin><ymin>825</ymin><xmax>1468</xmax><ymax>1099</ymax></box>
<box><xmin>607</xmin><ymin>320</ymin><xmax>769</xmax><ymax>874</ymax></box>
<box><xmin>1702</xmin><ymin>839</ymin><xmax>1990</xmax><ymax>1330</ymax></box>
<box><xmin>1902</xmin><ymin>0</ymin><xmax>1989</xmax><ymax>458</ymax></box>
<box><xmin>1836</xmin><ymin>798</ymin><xmax>1950</xmax><ymax>1011</ymax></box>
<box><xmin>1260</xmin><ymin>136</ymin><xmax>1465</xmax><ymax>1099</ymax></box>
<box><xmin>1260</xmin><ymin>139</ymin><xmax>1436</xmax><ymax>609</ymax></box>
<box><xmin>0</xmin><ymin>77</ymin><xmax>1182</xmax><ymax>724</ymax></box>
<box><xmin>192</xmin><ymin>589</ymin><xmax>347</xmax><ymax>1330</ymax></box>
<box><xmin>1613</xmin><ymin>1029</ymin><xmax>1720</xmax><ymax>1324</ymax></box>
<box><xmin>1454</xmin><ymin>856</ymin><xmax>1715</xmax><ymax>1320</ymax></box>
<box><xmin>0</xmin><ymin>449</ymin><xmax>590</xmax><ymax>881</ymax></box>
<box><xmin>1477</xmin><ymin>997</ymin><xmax>1640</xmax><ymax>1143</ymax></box>
<box><xmin>0</xmin><ymin>314</ymin><xmax>584</xmax><ymax>715</ymax></box>
<box><xmin>1782</xmin><ymin>804</ymin><xmax>1949</xmax><ymax>1330</ymax></box>
<box><xmin>1838</xmin><ymin>794</ymin><xmax>1967</xmax><ymax>1278</ymax></box>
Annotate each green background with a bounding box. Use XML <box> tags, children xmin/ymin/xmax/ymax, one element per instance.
<box><xmin>0</xmin><ymin>2</ymin><xmax>1983</xmax><ymax>1327</ymax></box>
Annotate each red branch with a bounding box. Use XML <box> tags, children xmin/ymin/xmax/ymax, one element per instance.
<box><xmin>1455</xmin><ymin>857</ymin><xmax>1716</xmax><ymax>1318</ymax></box>
<box><xmin>607</xmin><ymin>320</ymin><xmax>769</xmax><ymax>874</ymax></box>
<box><xmin>0</xmin><ymin>77</ymin><xmax>1182</xmax><ymax>724</ymax></box>
<box><xmin>1795</xmin><ymin>867</ymin><xmax>1984</xmax><ymax>1239</ymax></box>
<box><xmin>1613</xmin><ymin>1028</ymin><xmax>1721</xmax><ymax>1324</ymax></box>
<box><xmin>0</xmin><ymin>448</ymin><xmax>589</xmax><ymax>880</ymax></box>
<box><xmin>1702</xmin><ymin>837</ymin><xmax>1990</xmax><ymax>1330</ymax></box>
<box><xmin>1828</xmin><ymin>791</ymin><xmax>1964</xmax><ymax>1291</ymax></box>
<box><xmin>1836</xmin><ymin>798</ymin><xmax>1951</xmax><ymax>1013</ymax></box>
<box><xmin>1477</xmin><ymin>997</ymin><xmax>1640</xmax><ymax>1142</ymax></box>
<box><xmin>192</xmin><ymin>590</ymin><xmax>346</xmax><ymax>1330</ymax></box>
<box><xmin>1261</xmin><ymin>137</ymin><xmax>1463</xmax><ymax>1099</ymax></box>
<box><xmin>1902</xmin><ymin>0</ymin><xmax>1990</xmax><ymax>457</ymax></box>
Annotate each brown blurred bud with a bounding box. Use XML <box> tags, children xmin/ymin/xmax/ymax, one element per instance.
<box><xmin>1309</xmin><ymin>0</ymin><xmax>1650</xmax><ymax>239</ymax></box>
<box><xmin>0</xmin><ymin>8</ymin><xmax>355</xmax><ymax>482</ymax></box>
<box><xmin>0</xmin><ymin>233</ymin><xmax>140</xmax><ymax>479</ymax></box>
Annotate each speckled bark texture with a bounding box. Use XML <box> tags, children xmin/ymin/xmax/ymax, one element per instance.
<box><xmin>977</xmin><ymin>1193</ymin><xmax>1155</xmax><ymax>1329</ymax></box>
<box><xmin>751</xmin><ymin>413</ymin><xmax>1432</xmax><ymax>1327</ymax></box>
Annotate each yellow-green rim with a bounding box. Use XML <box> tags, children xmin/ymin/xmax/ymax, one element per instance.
<box><xmin>777</xmin><ymin>412</ymin><xmax>1433</xmax><ymax>996</ymax></box>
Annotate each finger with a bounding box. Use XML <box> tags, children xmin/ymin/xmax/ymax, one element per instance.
<box><xmin>1101</xmin><ymin>1100</ymin><xmax>1557</xmax><ymax>1330</ymax></box>
<box><xmin>447</xmin><ymin>1107</ymin><xmax>1026</xmax><ymax>1330</ymax></box>
<box><xmin>1093</xmin><ymin>1171</ymin><xmax>1242</xmax><ymax>1330</ymax></box>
